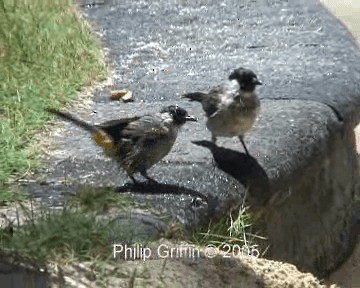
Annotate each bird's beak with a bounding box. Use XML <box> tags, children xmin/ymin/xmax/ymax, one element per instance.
<box><xmin>254</xmin><ymin>79</ymin><xmax>262</xmax><ymax>85</ymax></box>
<box><xmin>185</xmin><ymin>115</ymin><xmax>197</xmax><ymax>122</ymax></box>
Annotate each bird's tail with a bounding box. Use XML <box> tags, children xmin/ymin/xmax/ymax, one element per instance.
<box><xmin>182</xmin><ymin>92</ymin><xmax>207</xmax><ymax>102</ymax></box>
<box><xmin>46</xmin><ymin>108</ymin><xmax>113</xmax><ymax>150</ymax></box>
<box><xmin>46</xmin><ymin>108</ymin><xmax>96</xmax><ymax>132</ymax></box>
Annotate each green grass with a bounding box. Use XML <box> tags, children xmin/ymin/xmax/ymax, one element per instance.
<box><xmin>0</xmin><ymin>206</ymin><xmax>121</xmax><ymax>263</ymax></box>
<box><xmin>0</xmin><ymin>191</ymin><xmax>135</xmax><ymax>264</ymax></box>
<box><xmin>0</xmin><ymin>185</ymin><xmax>170</xmax><ymax>266</ymax></box>
<box><xmin>70</xmin><ymin>186</ymin><xmax>130</xmax><ymax>212</ymax></box>
<box><xmin>0</xmin><ymin>0</ymin><xmax>106</xmax><ymax>189</ymax></box>
<box><xmin>191</xmin><ymin>204</ymin><xmax>266</xmax><ymax>257</ymax></box>
<box><xmin>0</xmin><ymin>187</ymin><xmax>262</xmax><ymax>285</ymax></box>
<box><xmin>0</xmin><ymin>188</ymin><xmax>26</xmax><ymax>204</ymax></box>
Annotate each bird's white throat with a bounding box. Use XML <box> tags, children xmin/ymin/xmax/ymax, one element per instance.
<box><xmin>241</xmin><ymin>91</ymin><xmax>255</xmax><ymax>98</ymax></box>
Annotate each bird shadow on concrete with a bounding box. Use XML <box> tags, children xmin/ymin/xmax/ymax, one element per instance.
<box><xmin>192</xmin><ymin>140</ymin><xmax>271</xmax><ymax>206</ymax></box>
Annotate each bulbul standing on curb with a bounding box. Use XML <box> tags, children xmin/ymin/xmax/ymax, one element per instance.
<box><xmin>46</xmin><ymin>105</ymin><xmax>197</xmax><ymax>184</ymax></box>
<box><xmin>182</xmin><ymin>67</ymin><xmax>262</xmax><ymax>156</ymax></box>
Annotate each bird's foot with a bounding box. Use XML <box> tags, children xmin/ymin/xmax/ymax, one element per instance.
<box><xmin>238</xmin><ymin>136</ymin><xmax>250</xmax><ymax>156</ymax></box>
<box><xmin>129</xmin><ymin>175</ymin><xmax>140</xmax><ymax>185</ymax></box>
<box><xmin>145</xmin><ymin>176</ymin><xmax>158</xmax><ymax>185</ymax></box>
<box><xmin>140</xmin><ymin>171</ymin><xmax>158</xmax><ymax>185</ymax></box>
<box><xmin>242</xmin><ymin>145</ymin><xmax>250</xmax><ymax>156</ymax></box>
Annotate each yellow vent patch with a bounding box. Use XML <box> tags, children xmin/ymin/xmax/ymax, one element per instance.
<box><xmin>92</xmin><ymin>129</ymin><xmax>113</xmax><ymax>150</ymax></box>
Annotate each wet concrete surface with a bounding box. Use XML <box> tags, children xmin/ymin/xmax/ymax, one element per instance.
<box><xmin>29</xmin><ymin>98</ymin><xmax>340</xmax><ymax>229</ymax></box>
<box><xmin>81</xmin><ymin>0</ymin><xmax>360</xmax><ymax>121</ymax></box>
<box><xmin>25</xmin><ymin>0</ymin><xmax>360</xmax><ymax>248</ymax></box>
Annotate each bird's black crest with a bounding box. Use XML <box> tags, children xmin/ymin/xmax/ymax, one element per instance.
<box><xmin>161</xmin><ymin>105</ymin><xmax>188</xmax><ymax>117</ymax></box>
<box><xmin>161</xmin><ymin>105</ymin><xmax>189</xmax><ymax>124</ymax></box>
<box><xmin>229</xmin><ymin>67</ymin><xmax>262</xmax><ymax>91</ymax></box>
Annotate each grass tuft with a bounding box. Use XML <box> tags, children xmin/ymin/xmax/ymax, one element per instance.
<box><xmin>0</xmin><ymin>186</ymin><xmax>138</xmax><ymax>265</ymax></box>
<box><xmin>191</xmin><ymin>203</ymin><xmax>266</xmax><ymax>257</ymax></box>
<box><xmin>0</xmin><ymin>202</ymin><xmax>126</xmax><ymax>263</ymax></box>
<box><xmin>70</xmin><ymin>186</ymin><xmax>130</xmax><ymax>212</ymax></box>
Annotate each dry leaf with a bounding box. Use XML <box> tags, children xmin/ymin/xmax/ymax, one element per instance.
<box><xmin>110</xmin><ymin>90</ymin><xmax>128</xmax><ymax>100</ymax></box>
<box><xmin>110</xmin><ymin>90</ymin><xmax>134</xmax><ymax>102</ymax></box>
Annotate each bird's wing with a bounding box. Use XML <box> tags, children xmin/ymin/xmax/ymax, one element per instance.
<box><xmin>205</xmin><ymin>84</ymin><xmax>237</xmax><ymax>117</ymax></box>
<box><xmin>124</xmin><ymin>115</ymin><xmax>173</xmax><ymax>165</ymax></box>
<box><xmin>97</xmin><ymin>114</ymin><xmax>171</xmax><ymax>162</ymax></box>
<box><xmin>100</xmin><ymin>114</ymin><xmax>170</xmax><ymax>145</ymax></box>
<box><xmin>200</xmin><ymin>85</ymin><xmax>226</xmax><ymax>117</ymax></box>
<box><xmin>97</xmin><ymin>116</ymin><xmax>141</xmax><ymax>143</ymax></box>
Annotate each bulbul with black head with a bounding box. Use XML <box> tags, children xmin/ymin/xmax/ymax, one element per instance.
<box><xmin>182</xmin><ymin>67</ymin><xmax>262</xmax><ymax>156</ymax></box>
<box><xmin>46</xmin><ymin>105</ymin><xmax>197</xmax><ymax>184</ymax></box>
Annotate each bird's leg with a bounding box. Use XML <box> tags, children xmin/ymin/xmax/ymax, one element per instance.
<box><xmin>128</xmin><ymin>173</ymin><xmax>139</xmax><ymax>185</ymax></box>
<box><xmin>211</xmin><ymin>135</ymin><xmax>217</xmax><ymax>143</ymax></box>
<box><xmin>239</xmin><ymin>136</ymin><xmax>250</xmax><ymax>156</ymax></box>
<box><xmin>140</xmin><ymin>170</ymin><xmax>158</xmax><ymax>184</ymax></box>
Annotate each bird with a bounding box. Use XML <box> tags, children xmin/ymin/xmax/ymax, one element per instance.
<box><xmin>182</xmin><ymin>67</ymin><xmax>262</xmax><ymax>155</ymax></box>
<box><xmin>46</xmin><ymin>105</ymin><xmax>197</xmax><ymax>184</ymax></box>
